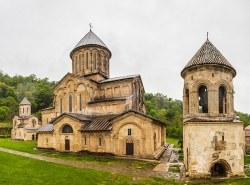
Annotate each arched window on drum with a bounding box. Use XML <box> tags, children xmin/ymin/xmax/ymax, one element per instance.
<box><xmin>219</xmin><ymin>86</ymin><xmax>226</xmax><ymax>114</ymax></box>
<box><xmin>198</xmin><ymin>85</ymin><xmax>208</xmax><ymax>113</ymax></box>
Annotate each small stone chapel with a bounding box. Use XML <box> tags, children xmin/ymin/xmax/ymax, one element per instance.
<box><xmin>11</xmin><ymin>97</ymin><xmax>40</xmax><ymax>140</ymax></box>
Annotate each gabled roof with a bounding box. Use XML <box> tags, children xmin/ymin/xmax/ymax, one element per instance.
<box><xmin>17</xmin><ymin>123</ymin><xmax>28</xmax><ymax>128</ymax></box>
<box><xmin>181</xmin><ymin>39</ymin><xmax>236</xmax><ymax>77</ymax></box>
<box><xmin>37</xmin><ymin>110</ymin><xmax>167</xmax><ymax>133</ymax></box>
<box><xmin>20</xmin><ymin>97</ymin><xmax>31</xmax><ymax>105</ymax></box>
<box><xmin>24</xmin><ymin>128</ymin><xmax>40</xmax><ymax>133</ymax></box>
<box><xmin>245</xmin><ymin>125</ymin><xmax>250</xmax><ymax>130</ymax></box>
<box><xmin>37</xmin><ymin>123</ymin><xmax>54</xmax><ymax>132</ymax></box>
<box><xmin>100</xmin><ymin>74</ymin><xmax>140</xmax><ymax>83</ymax></box>
<box><xmin>79</xmin><ymin>114</ymin><xmax>119</xmax><ymax>131</ymax></box>
<box><xmin>88</xmin><ymin>96</ymin><xmax>131</xmax><ymax>104</ymax></box>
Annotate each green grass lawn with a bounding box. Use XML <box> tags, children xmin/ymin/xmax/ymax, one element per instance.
<box><xmin>0</xmin><ymin>139</ymin><xmax>157</xmax><ymax>169</ymax></box>
<box><xmin>2</xmin><ymin>138</ymin><xmax>250</xmax><ymax>184</ymax></box>
<box><xmin>0</xmin><ymin>122</ymin><xmax>12</xmax><ymax>127</ymax></box>
<box><xmin>0</xmin><ymin>138</ymin><xmax>44</xmax><ymax>154</ymax></box>
<box><xmin>0</xmin><ymin>151</ymin><xmax>185</xmax><ymax>185</ymax></box>
<box><xmin>166</xmin><ymin>137</ymin><xmax>180</xmax><ymax>148</ymax></box>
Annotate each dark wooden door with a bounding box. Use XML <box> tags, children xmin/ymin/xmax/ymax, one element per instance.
<box><xmin>32</xmin><ymin>134</ymin><xmax>35</xmax><ymax>140</ymax></box>
<box><xmin>65</xmin><ymin>139</ymin><xmax>70</xmax><ymax>150</ymax></box>
<box><xmin>126</xmin><ymin>143</ymin><xmax>134</xmax><ymax>155</ymax></box>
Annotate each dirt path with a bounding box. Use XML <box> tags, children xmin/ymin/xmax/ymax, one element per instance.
<box><xmin>0</xmin><ymin>147</ymin><xmax>173</xmax><ymax>179</ymax></box>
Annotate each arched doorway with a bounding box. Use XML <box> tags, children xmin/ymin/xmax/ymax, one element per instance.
<box><xmin>126</xmin><ymin>138</ymin><xmax>134</xmax><ymax>155</ymax></box>
<box><xmin>32</xmin><ymin>134</ymin><xmax>35</xmax><ymax>140</ymax></box>
<box><xmin>65</xmin><ymin>138</ymin><xmax>70</xmax><ymax>150</ymax></box>
<box><xmin>210</xmin><ymin>160</ymin><xmax>231</xmax><ymax>177</ymax></box>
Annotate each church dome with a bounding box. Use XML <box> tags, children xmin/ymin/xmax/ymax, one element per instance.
<box><xmin>181</xmin><ymin>39</ymin><xmax>236</xmax><ymax>77</ymax></box>
<box><xmin>70</xmin><ymin>30</ymin><xmax>111</xmax><ymax>58</ymax></box>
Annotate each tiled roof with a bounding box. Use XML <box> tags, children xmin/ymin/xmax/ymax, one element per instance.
<box><xmin>37</xmin><ymin>123</ymin><xmax>54</xmax><ymax>132</ymax></box>
<box><xmin>64</xmin><ymin>113</ymin><xmax>92</xmax><ymax>122</ymax></box>
<box><xmin>246</xmin><ymin>130</ymin><xmax>250</xmax><ymax>137</ymax></box>
<box><xmin>110</xmin><ymin>109</ymin><xmax>167</xmax><ymax>125</ymax></box>
<box><xmin>73</xmin><ymin>30</ymin><xmax>108</xmax><ymax>51</ymax></box>
<box><xmin>24</xmin><ymin>128</ymin><xmax>40</xmax><ymax>133</ymax></box>
<box><xmin>245</xmin><ymin>125</ymin><xmax>250</xmax><ymax>130</ymax></box>
<box><xmin>184</xmin><ymin>117</ymin><xmax>236</xmax><ymax>123</ymax></box>
<box><xmin>41</xmin><ymin>107</ymin><xmax>55</xmax><ymax>111</ymax></box>
<box><xmin>17</xmin><ymin>123</ymin><xmax>28</xmax><ymax>128</ymax></box>
<box><xmin>79</xmin><ymin>114</ymin><xmax>119</xmax><ymax>131</ymax></box>
<box><xmin>181</xmin><ymin>39</ymin><xmax>236</xmax><ymax>76</ymax></box>
<box><xmin>100</xmin><ymin>74</ymin><xmax>140</xmax><ymax>83</ymax></box>
<box><xmin>20</xmin><ymin>97</ymin><xmax>31</xmax><ymax>105</ymax></box>
<box><xmin>17</xmin><ymin>115</ymin><xmax>33</xmax><ymax>120</ymax></box>
<box><xmin>88</xmin><ymin>96</ymin><xmax>131</xmax><ymax>104</ymax></box>
<box><xmin>38</xmin><ymin>110</ymin><xmax>167</xmax><ymax>133</ymax></box>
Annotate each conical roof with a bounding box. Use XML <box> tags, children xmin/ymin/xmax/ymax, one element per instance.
<box><xmin>181</xmin><ymin>39</ymin><xmax>236</xmax><ymax>77</ymax></box>
<box><xmin>20</xmin><ymin>97</ymin><xmax>31</xmax><ymax>105</ymax></box>
<box><xmin>70</xmin><ymin>30</ymin><xmax>110</xmax><ymax>57</ymax></box>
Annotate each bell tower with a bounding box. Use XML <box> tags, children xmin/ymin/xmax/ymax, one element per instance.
<box><xmin>181</xmin><ymin>36</ymin><xmax>245</xmax><ymax>179</ymax></box>
<box><xmin>19</xmin><ymin>97</ymin><xmax>31</xmax><ymax>117</ymax></box>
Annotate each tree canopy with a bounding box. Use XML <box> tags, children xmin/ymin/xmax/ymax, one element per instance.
<box><xmin>0</xmin><ymin>71</ymin><xmax>56</xmax><ymax>122</ymax></box>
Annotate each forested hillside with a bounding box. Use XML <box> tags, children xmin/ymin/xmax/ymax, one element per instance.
<box><xmin>1</xmin><ymin>70</ymin><xmax>250</xmax><ymax>131</ymax></box>
<box><xmin>0</xmin><ymin>71</ymin><xmax>56</xmax><ymax>122</ymax></box>
<box><xmin>144</xmin><ymin>93</ymin><xmax>183</xmax><ymax>138</ymax></box>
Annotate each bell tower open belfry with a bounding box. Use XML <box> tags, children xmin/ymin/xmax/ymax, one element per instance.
<box><xmin>181</xmin><ymin>35</ymin><xmax>245</xmax><ymax>179</ymax></box>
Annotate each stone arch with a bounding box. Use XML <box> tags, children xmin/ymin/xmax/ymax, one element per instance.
<box><xmin>191</xmin><ymin>79</ymin><xmax>212</xmax><ymax>92</ymax></box>
<box><xmin>213</xmin><ymin>79</ymin><xmax>232</xmax><ymax>93</ymax></box>
<box><xmin>61</xmin><ymin>124</ymin><xmax>73</xmax><ymax>133</ymax></box>
<box><xmin>214</xmin><ymin>79</ymin><xmax>233</xmax><ymax>114</ymax></box>
<box><xmin>209</xmin><ymin>159</ymin><xmax>232</xmax><ymax>177</ymax></box>
<box><xmin>123</xmin><ymin>136</ymin><xmax>136</xmax><ymax>155</ymax></box>
<box><xmin>115</xmin><ymin>122</ymin><xmax>145</xmax><ymax>139</ymax></box>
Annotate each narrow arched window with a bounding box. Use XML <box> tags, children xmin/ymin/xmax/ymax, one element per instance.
<box><xmin>73</xmin><ymin>58</ymin><xmax>76</xmax><ymax>73</ymax></box>
<box><xmin>79</xmin><ymin>94</ymin><xmax>82</xmax><ymax>111</ymax></box>
<box><xmin>62</xmin><ymin>125</ymin><xmax>73</xmax><ymax>133</ymax></box>
<box><xmin>75</xmin><ymin>56</ymin><xmax>78</xmax><ymax>72</ymax></box>
<box><xmin>69</xmin><ymin>95</ymin><xmax>72</xmax><ymax>112</ymax></box>
<box><xmin>186</xmin><ymin>89</ymin><xmax>189</xmax><ymax>114</ymax></box>
<box><xmin>23</xmin><ymin>108</ymin><xmax>24</xmax><ymax>113</ymax></box>
<box><xmin>60</xmin><ymin>98</ymin><xmax>62</xmax><ymax>114</ymax></box>
<box><xmin>84</xmin><ymin>137</ymin><xmax>87</xmax><ymax>145</ymax></box>
<box><xmin>94</xmin><ymin>52</ymin><xmax>97</xmax><ymax>70</ymax></box>
<box><xmin>32</xmin><ymin>119</ymin><xmax>36</xmax><ymax>127</ymax></box>
<box><xmin>219</xmin><ymin>86</ymin><xmax>226</xmax><ymax>114</ymax></box>
<box><xmin>198</xmin><ymin>85</ymin><xmax>208</xmax><ymax>113</ymax></box>
<box><xmin>99</xmin><ymin>138</ymin><xmax>102</xmax><ymax>146</ymax></box>
<box><xmin>79</xmin><ymin>54</ymin><xmax>81</xmax><ymax>71</ymax></box>
<box><xmin>86</xmin><ymin>52</ymin><xmax>88</xmax><ymax>69</ymax></box>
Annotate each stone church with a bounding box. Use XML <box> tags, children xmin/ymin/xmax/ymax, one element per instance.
<box><xmin>181</xmin><ymin>36</ymin><xmax>245</xmax><ymax>179</ymax></box>
<box><xmin>37</xmin><ymin>29</ymin><xmax>166</xmax><ymax>159</ymax></box>
<box><xmin>11</xmin><ymin>97</ymin><xmax>40</xmax><ymax>140</ymax></box>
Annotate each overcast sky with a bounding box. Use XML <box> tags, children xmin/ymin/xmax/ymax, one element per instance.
<box><xmin>0</xmin><ymin>0</ymin><xmax>249</xmax><ymax>113</ymax></box>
